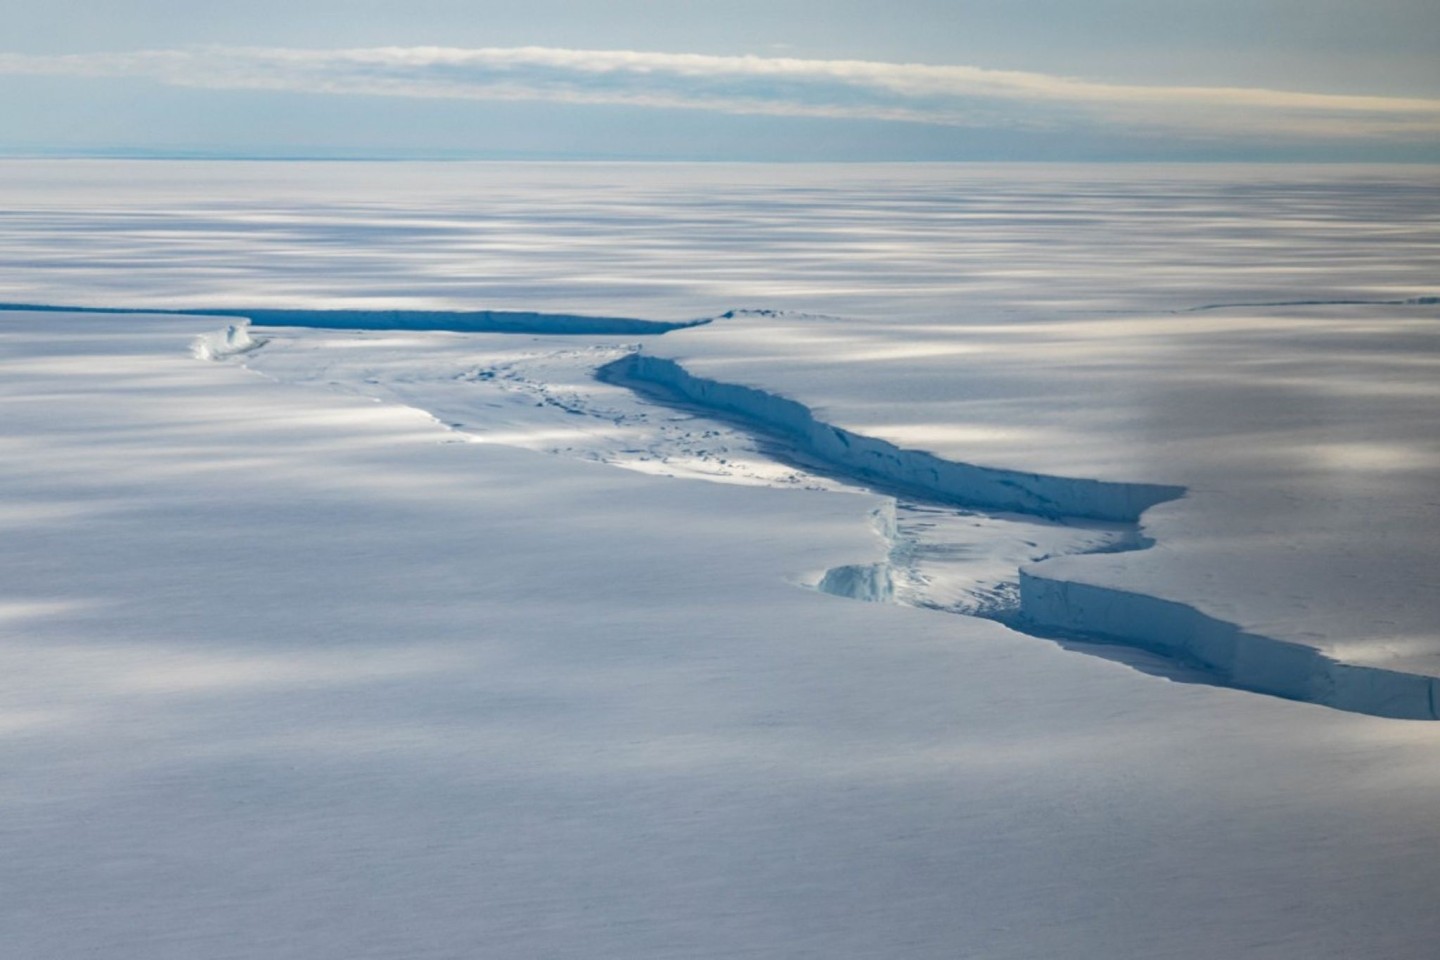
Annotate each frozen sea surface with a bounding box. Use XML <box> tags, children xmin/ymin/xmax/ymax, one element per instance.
<box><xmin>2</xmin><ymin>161</ymin><xmax>1440</xmax><ymax>956</ymax></box>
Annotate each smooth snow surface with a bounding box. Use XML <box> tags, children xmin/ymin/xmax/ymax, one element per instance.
<box><xmin>1</xmin><ymin>161</ymin><xmax>1434</xmax><ymax>319</ymax></box>
<box><xmin>3</xmin><ymin>161</ymin><xmax>1440</xmax><ymax>956</ymax></box>
<box><xmin>7</xmin><ymin>308</ymin><xmax>1440</xmax><ymax>960</ymax></box>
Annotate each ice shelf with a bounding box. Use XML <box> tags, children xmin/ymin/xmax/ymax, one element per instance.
<box><xmin>607</xmin><ymin>349</ymin><xmax>1439</xmax><ymax>720</ymax></box>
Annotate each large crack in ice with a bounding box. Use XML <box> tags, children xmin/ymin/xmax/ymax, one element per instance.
<box><xmin>193</xmin><ymin>320</ymin><xmax>1208</xmax><ymax>694</ymax></box>
<box><xmin>196</xmin><ymin>320</ymin><xmax>1142</xmax><ymax>628</ymax></box>
<box><xmin>601</xmin><ymin>350</ymin><xmax>1440</xmax><ymax>721</ymax></box>
<box><xmin>1182</xmin><ymin>295</ymin><xmax>1438</xmax><ymax>313</ymax></box>
<box><xmin>1018</xmin><ymin>576</ymin><xmax>1440</xmax><ymax>721</ymax></box>
<box><xmin>165</xmin><ymin>308</ymin><xmax>1440</xmax><ymax>719</ymax></box>
<box><xmin>602</xmin><ymin>354</ymin><xmax>1183</xmax><ymax>523</ymax></box>
<box><xmin>0</xmin><ymin>302</ymin><xmax>707</xmax><ymax>336</ymax></box>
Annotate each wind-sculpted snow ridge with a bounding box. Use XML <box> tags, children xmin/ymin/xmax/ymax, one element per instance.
<box><xmin>0</xmin><ymin>302</ymin><xmax>707</xmax><ymax>336</ymax></box>
<box><xmin>604</xmin><ymin>350</ymin><xmax>1439</xmax><ymax>720</ymax></box>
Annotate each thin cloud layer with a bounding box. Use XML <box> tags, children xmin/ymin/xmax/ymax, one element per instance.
<box><xmin>4</xmin><ymin>45</ymin><xmax>1439</xmax><ymax>142</ymax></box>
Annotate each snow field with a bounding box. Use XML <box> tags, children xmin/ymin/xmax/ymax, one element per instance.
<box><xmin>6</xmin><ymin>309</ymin><xmax>1440</xmax><ymax>959</ymax></box>
<box><xmin>3</xmin><ymin>160</ymin><xmax>1439</xmax><ymax>957</ymax></box>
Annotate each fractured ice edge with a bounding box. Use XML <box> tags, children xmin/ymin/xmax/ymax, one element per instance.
<box><xmin>0</xmin><ymin>302</ymin><xmax>707</xmax><ymax>336</ymax></box>
<box><xmin>600</xmin><ymin>352</ymin><xmax>1440</xmax><ymax>721</ymax></box>
<box><xmin>57</xmin><ymin>301</ymin><xmax>1435</xmax><ymax>721</ymax></box>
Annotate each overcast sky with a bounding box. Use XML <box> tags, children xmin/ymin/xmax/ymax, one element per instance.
<box><xmin>2</xmin><ymin>0</ymin><xmax>1437</xmax><ymax>160</ymax></box>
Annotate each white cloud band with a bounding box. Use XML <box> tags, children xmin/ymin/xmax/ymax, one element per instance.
<box><xmin>3</xmin><ymin>45</ymin><xmax>1438</xmax><ymax>141</ymax></box>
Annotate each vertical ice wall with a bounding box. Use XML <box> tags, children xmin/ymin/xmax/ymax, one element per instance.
<box><xmin>609</xmin><ymin>350</ymin><xmax>1440</xmax><ymax>720</ymax></box>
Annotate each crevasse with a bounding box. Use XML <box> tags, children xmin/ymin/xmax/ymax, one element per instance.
<box><xmin>603</xmin><ymin>351</ymin><xmax>1440</xmax><ymax>720</ymax></box>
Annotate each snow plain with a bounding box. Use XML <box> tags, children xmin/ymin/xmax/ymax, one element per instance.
<box><xmin>2</xmin><ymin>161</ymin><xmax>1439</xmax><ymax>957</ymax></box>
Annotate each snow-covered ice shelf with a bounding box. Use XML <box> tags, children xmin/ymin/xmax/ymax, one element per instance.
<box><xmin>234</xmin><ymin>322</ymin><xmax>1140</xmax><ymax>623</ymax></box>
<box><xmin>630</xmin><ymin>299</ymin><xmax>1440</xmax><ymax>717</ymax></box>
<box><xmin>603</xmin><ymin>353</ymin><xmax>1184</xmax><ymax>523</ymax></box>
<box><xmin>601</xmin><ymin>342</ymin><xmax>1440</xmax><ymax>719</ymax></box>
<box><xmin>8</xmin><ymin>305</ymin><xmax>1440</xmax><ymax>960</ymax></box>
<box><xmin>191</xmin><ymin>305</ymin><xmax>1440</xmax><ymax>719</ymax></box>
<box><xmin>4</xmin><ymin>161</ymin><xmax>1440</xmax><ymax>958</ymax></box>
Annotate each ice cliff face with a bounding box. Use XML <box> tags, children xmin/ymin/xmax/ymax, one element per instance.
<box><xmin>1019</xmin><ymin>572</ymin><xmax>1440</xmax><ymax>720</ymax></box>
<box><xmin>192</xmin><ymin>322</ymin><xmax>261</xmax><ymax>360</ymax></box>
<box><xmin>3</xmin><ymin>303</ymin><xmax>706</xmax><ymax>336</ymax></box>
<box><xmin>818</xmin><ymin>563</ymin><xmax>896</xmax><ymax>604</ymax></box>
<box><xmin>608</xmin><ymin>350</ymin><xmax>1439</xmax><ymax>720</ymax></box>
<box><xmin>608</xmin><ymin>354</ymin><xmax>1184</xmax><ymax>524</ymax></box>
<box><xmin>190</xmin><ymin>324</ymin><xmax>1438</xmax><ymax>720</ymax></box>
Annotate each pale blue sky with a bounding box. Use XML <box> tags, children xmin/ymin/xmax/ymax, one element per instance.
<box><xmin>2</xmin><ymin>0</ymin><xmax>1437</xmax><ymax>160</ymax></box>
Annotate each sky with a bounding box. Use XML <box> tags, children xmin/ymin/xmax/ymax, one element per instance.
<box><xmin>1</xmin><ymin>0</ymin><xmax>1437</xmax><ymax>161</ymax></box>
